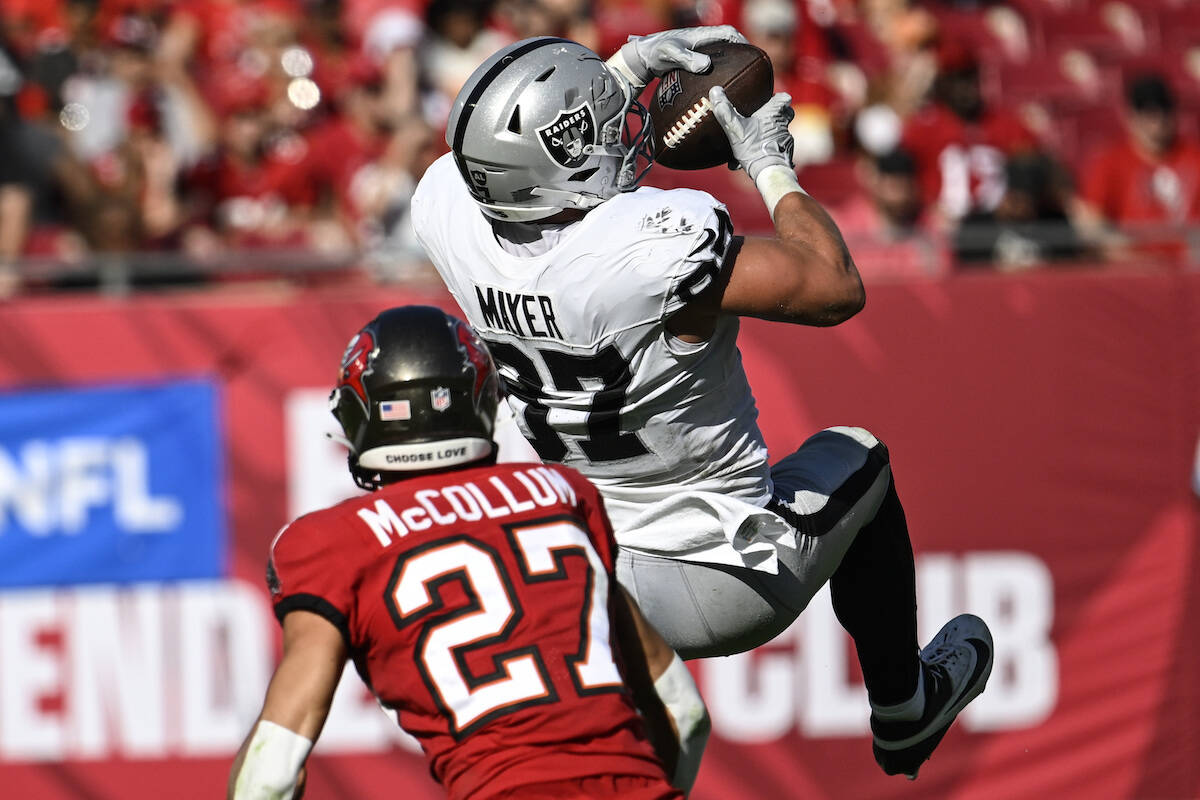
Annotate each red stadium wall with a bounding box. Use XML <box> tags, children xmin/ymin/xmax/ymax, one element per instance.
<box><xmin>0</xmin><ymin>270</ymin><xmax>1197</xmax><ymax>800</ymax></box>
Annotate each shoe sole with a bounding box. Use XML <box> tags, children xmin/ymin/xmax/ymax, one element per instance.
<box><xmin>873</xmin><ymin>616</ymin><xmax>994</xmax><ymax>779</ymax></box>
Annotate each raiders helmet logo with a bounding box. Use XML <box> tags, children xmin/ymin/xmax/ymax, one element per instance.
<box><xmin>536</xmin><ymin>102</ymin><xmax>596</xmax><ymax>169</ymax></box>
<box><xmin>337</xmin><ymin>329</ymin><xmax>378</xmax><ymax>412</ymax></box>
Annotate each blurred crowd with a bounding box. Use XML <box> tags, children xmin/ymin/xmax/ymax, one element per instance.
<box><xmin>0</xmin><ymin>0</ymin><xmax>1197</xmax><ymax>291</ymax></box>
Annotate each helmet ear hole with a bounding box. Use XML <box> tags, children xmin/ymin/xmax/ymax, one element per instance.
<box><xmin>507</xmin><ymin>107</ymin><xmax>522</xmax><ymax>134</ymax></box>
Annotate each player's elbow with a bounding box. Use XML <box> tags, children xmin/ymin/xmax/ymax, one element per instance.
<box><xmin>782</xmin><ymin>270</ymin><xmax>864</xmax><ymax>326</ymax></box>
<box><xmin>834</xmin><ymin>274</ymin><xmax>866</xmax><ymax>322</ymax></box>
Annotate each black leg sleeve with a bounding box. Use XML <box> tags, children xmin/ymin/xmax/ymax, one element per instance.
<box><xmin>830</xmin><ymin>477</ymin><xmax>921</xmax><ymax>707</ymax></box>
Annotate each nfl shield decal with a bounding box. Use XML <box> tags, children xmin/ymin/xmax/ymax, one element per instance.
<box><xmin>431</xmin><ymin>387</ymin><xmax>451</xmax><ymax>412</ymax></box>
<box><xmin>657</xmin><ymin>70</ymin><xmax>682</xmax><ymax>110</ymax></box>
<box><xmin>536</xmin><ymin>102</ymin><xmax>596</xmax><ymax>168</ymax></box>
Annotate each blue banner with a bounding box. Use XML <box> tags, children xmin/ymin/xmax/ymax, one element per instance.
<box><xmin>0</xmin><ymin>379</ymin><xmax>225</xmax><ymax>586</ymax></box>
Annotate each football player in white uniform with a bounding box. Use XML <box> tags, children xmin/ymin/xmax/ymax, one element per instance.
<box><xmin>411</xmin><ymin>29</ymin><xmax>993</xmax><ymax>779</ymax></box>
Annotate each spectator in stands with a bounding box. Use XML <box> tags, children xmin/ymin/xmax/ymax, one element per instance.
<box><xmin>861</xmin><ymin>0</ymin><xmax>939</xmax><ymax>119</ymax></box>
<box><xmin>743</xmin><ymin>0</ymin><xmax>835</xmax><ymax>166</ymax></box>
<box><xmin>159</xmin><ymin>0</ymin><xmax>302</xmax><ymax>75</ymax></box>
<box><xmin>357</xmin><ymin>113</ymin><xmax>441</xmax><ymax>280</ymax></box>
<box><xmin>901</xmin><ymin>40</ymin><xmax>1039</xmax><ymax>227</ymax></box>
<box><xmin>1072</xmin><ymin>74</ymin><xmax>1200</xmax><ymax>262</ymax></box>
<box><xmin>421</xmin><ymin>0</ymin><xmax>511</xmax><ymax>113</ymax></box>
<box><xmin>0</xmin><ymin>41</ymin><xmax>34</xmax><ymax>271</ymax></box>
<box><xmin>494</xmin><ymin>0</ymin><xmax>599</xmax><ymax>52</ymax></box>
<box><xmin>364</xmin><ymin>11</ymin><xmax>424</xmax><ymax>133</ymax></box>
<box><xmin>45</xmin><ymin>8</ymin><xmax>216</xmax><ymax>256</ymax></box>
<box><xmin>312</xmin><ymin>58</ymin><xmax>387</xmax><ymax>176</ymax></box>
<box><xmin>586</xmin><ymin>0</ymin><xmax>672</xmax><ymax>58</ymax></box>
<box><xmin>303</xmin><ymin>52</ymin><xmax>418</xmax><ymax>251</ymax></box>
<box><xmin>0</xmin><ymin>32</ymin><xmax>92</xmax><ymax>267</ymax></box>
<box><xmin>956</xmin><ymin>153</ymin><xmax>1083</xmax><ymax>270</ymax></box>
<box><xmin>183</xmin><ymin>77</ymin><xmax>314</xmax><ymax>252</ymax></box>
<box><xmin>829</xmin><ymin>147</ymin><xmax>949</xmax><ymax>278</ymax></box>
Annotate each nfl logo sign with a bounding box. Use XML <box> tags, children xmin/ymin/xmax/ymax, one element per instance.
<box><xmin>431</xmin><ymin>387</ymin><xmax>451</xmax><ymax>412</ymax></box>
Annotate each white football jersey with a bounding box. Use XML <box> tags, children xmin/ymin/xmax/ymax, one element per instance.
<box><xmin>413</xmin><ymin>154</ymin><xmax>793</xmax><ymax>570</ymax></box>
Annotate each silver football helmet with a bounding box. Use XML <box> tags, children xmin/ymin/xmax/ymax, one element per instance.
<box><xmin>446</xmin><ymin>37</ymin><xmax>655</xmax><ymax>221</ymax></box>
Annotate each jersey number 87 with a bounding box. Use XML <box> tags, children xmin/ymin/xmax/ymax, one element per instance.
<box><xmin>487</xmin><ymin>341</ymin><xmax>648</xmax><ymax>463</ymax></box>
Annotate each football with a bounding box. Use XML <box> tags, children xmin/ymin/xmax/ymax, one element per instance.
<box><xmin>648</xmin><ymin>42</ymin><xmax>774</xmax><ymax>170</ymax></box>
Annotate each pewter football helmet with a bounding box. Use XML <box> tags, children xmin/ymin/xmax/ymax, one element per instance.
<box><xmin>447</xmin><ymin>37</ymin><xmax>654</xmax><ymax>221</ymax></box>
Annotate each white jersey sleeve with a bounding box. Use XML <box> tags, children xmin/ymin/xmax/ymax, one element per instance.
<box><xmin>633</xmin><ymin>187</ymin><xmax>737</xmax><ymax>319</ymax></box>
<box><xmin>576</xmin><ymin>186</ymin><xmax>736</xmax><ymax>332</ymax></box>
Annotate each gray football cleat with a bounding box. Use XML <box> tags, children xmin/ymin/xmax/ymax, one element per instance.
<box><xmin>871</xmin><ymin>613</ymin><xmax>994</xmax><ymax>780</ymax></box>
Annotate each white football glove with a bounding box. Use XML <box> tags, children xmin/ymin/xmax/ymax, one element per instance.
<box><xmin>607</xmin><ymin>26</ymin><xmax>748</xmax><ymax>90</ymax></box>
<box><xmin>708</xmin><ymin>86</ymin><xmax>795</xmax><ymax>183</ymax></box>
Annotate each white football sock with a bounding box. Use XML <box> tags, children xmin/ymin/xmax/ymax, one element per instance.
<box><xmin>871</xmin><ymin>667</ymin><xmax>926</xmax><ymax>722</ymax></box>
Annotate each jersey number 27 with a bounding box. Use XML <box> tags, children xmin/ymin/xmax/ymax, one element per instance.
<box><xmin>385</xmin><ymin>516</ymin><xmax>623</xmax><ymax>737</ymax></box>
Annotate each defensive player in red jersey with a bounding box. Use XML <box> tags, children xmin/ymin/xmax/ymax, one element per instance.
<box><xmin>228</xmin><ymin>306</ymin><xmax>709</xmax><ymax>800</ymax></box>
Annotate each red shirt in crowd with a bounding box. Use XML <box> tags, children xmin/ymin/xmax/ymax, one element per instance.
<box><xmin>303</xmin><ymin>115</ymin><xmax>386</xmax><ymax>220</ymax></box>
<box><xmin>171</xmin><ymin>0</ymin><xmax>302</xmax><ymax>67</ymax></box>
<box><xmin>185</xmin><ymin>132</ymin><xmax>313</xmax><ymax>247</ymax></box>
<box><xmin>902</xmin><ymin>104</ymin><xmax>1038</xmax><ymax>220</ymax></box>
<box><xmin>1081</xmin><ymin>135</ymin><xmax>1200</xmax><ymax>226</ymax></box>
<box><xmin>268</xmin><ymin>461</ymin><xmax>678</xmax><ymax>800</ymax></box>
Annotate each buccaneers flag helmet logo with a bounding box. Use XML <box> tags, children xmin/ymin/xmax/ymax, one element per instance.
<box><xmin>454</xmin><ymin>320</ymin><xmax>493</xmax><ymax>407</ymax></box>
<box><xmin>338</xmin><ymin>329</ymin><xmax>378</xmax><ymax>411</ymax></box>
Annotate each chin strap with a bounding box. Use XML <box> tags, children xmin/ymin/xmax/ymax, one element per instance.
<box><xmin>528</xmin><ymin>186</ymin><xmax>608</xmax><ymax>210</ymax></box>
<box><xmin>324</xmin><ymin>431</ymin><xmax>357</xmax><ymax>453</ymax></box>
<box><xmin>479</xmin><ymin>198</ymin><xmax>571</xmax><ymax>222</ymax></box>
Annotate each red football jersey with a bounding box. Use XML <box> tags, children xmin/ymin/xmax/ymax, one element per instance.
<box><xmin>268</xmin><ymin>462</ymin><xmax>675</xmax><ymax>800</ymax></box>
<box><xmin>902</xmin><ymin>104</ymin><xmax>1038</xmax><ymax>220</ymax></box>
<box><xmin>303</xmin><ymin>116</ymin><xmax>385</xmax><ymax>221</ymax></box>
<box><xmin>1081</xmin><ymin>135</ymin><xmax>1200</xmax><ymax>226</ymax></box>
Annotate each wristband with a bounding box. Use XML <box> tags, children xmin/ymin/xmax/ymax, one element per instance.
<box><xmin>754</xmin><ymin>164</ymin><xmax>807</xmax><ymax>221</ymax></box>
<box><xmin>233</xmin><ymin>720</ymin><xmax>313</xmax><ymax>800</ymax></box>
<box><xmin>654</xmin><ymin>654</ymin><xmax>709</xmax><ymax>792</ymax></box>
<box><xmin>605</xmin><ymin>50</ymin><xmax>645</xmax><ymax>92</ymax></box>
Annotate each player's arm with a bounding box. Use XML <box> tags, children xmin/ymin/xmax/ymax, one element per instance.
<box><xmin>670</xmin><ymin>90</ymin><xmax>864</xmax><ymax>336</ymax></box>
<box><xmin>612</xmin><ymin>585</ymin><xmax>710</xmax><ymax>793</ymax></box>
<box><xmin>228</xmin><ymin>610</ymin><xmax>348</xmax><ymax>800</ymax></box>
